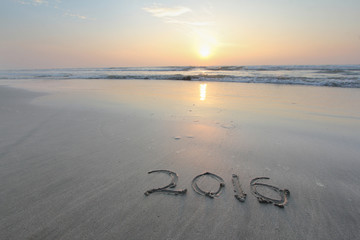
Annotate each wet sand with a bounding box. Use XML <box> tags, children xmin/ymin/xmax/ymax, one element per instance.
<box><xmin>0</xmin><ymin>80</ymin><xmax>360</xmax><ymax>239</ymax></box>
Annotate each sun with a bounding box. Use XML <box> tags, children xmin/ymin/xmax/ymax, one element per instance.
<box><xmin>199</xmin><ymin>45</ymin><xmax>211</xmax><ymax>58</ymax></box>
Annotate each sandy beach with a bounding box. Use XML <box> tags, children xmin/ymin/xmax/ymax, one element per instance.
<box><xmin>1</xmin><ymin>79</ymin><xmax>360</xmax><ymax>240</ymax></box>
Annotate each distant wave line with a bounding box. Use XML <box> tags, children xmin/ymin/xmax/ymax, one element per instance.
<box><xmin>1</xmin><ymin>65</ymin><xmax>360</xmax><ymax>88</ymax></box>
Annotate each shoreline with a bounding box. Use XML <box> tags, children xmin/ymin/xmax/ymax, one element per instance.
<box><xmin>1</xmin><ymin>64</ymin><xmax>360</xmax><ymax>88</ymax></box>
<box><xmin>1</xmin><ymin>80</ymin><xmax>359</xmax><ymax>239</ymax></box>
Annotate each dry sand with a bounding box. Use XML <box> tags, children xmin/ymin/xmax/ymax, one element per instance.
<box><xmin>0</xmin><ymin>80</ymin><xmax>360</xmax><ymax>239</ymax></box>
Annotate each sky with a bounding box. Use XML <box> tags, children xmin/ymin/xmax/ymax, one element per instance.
<box><xmin>0</xmin><ymin>0</ymin><xmax>360</xmax><ymax>69</ymax></box>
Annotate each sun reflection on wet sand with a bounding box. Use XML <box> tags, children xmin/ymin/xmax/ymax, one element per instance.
<box><xmin>200</xmin><ymin>83</ymin><xmax>207</xmax><ymax>101</ymax></box>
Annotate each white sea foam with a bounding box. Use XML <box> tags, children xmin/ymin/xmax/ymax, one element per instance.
<box><xmin>1</xmin><ymin>65</ymin><xmax>360</xmax><ymax>88</ymax></box>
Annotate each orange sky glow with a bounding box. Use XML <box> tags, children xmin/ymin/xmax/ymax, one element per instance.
<box><xmin>1</xmin><ymin>0</ymin><xmax>360</xmax><ymax>69</ymax></box>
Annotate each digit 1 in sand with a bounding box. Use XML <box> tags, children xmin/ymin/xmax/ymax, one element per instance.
<box><xmin>232</xmin><ymin>174</ymin><xmax>247</xmax><ymax>202</ymax></box>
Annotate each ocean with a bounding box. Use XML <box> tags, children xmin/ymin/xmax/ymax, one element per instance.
<box><xmin>1</xmin><ymin>65</ymin><xmax>360</xmax><ymax>88</ymax></box>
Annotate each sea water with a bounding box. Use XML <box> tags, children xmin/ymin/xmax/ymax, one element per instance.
<box><xmin>1</xmin><ymin>65</ymin><xmax>360</xmax><ymax>88</ymax></box>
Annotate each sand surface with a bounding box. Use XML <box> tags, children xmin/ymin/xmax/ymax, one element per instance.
<box><xmin>0</xmin><ymin>80</ymin><xmax>360</xmax><ymax>239</ymax></box>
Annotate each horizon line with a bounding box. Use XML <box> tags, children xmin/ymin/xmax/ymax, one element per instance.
<box><xmin>1</xmin><ymin>63</ymin><xmax>360</xmax><ymax>71</ymax></box>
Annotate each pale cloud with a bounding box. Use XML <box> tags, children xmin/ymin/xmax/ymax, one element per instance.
<box><xmin>143</xmin><ymin>4</ymin><xmax>220</xmax><ymax>51</ymax></box>
<box><xmin>33</xmin><ymin>0</ymin><xmax>47</xmax><ymax>4</ymax></box>
<box><xmin>64</xmin><ymin>12</ymin><xmax>88</xmax><ymax>20</ymax></box>
<box><xmin>143</xmin><ymin>6</ymin><xmax>191</xmax><ymax>18</ymax></box>
<box><xmin>16</xmin><ymin>0</ymin><xmax>93</xmax><ymax>21</ymax></box>
<box><xmin>18</xmin><ymin>0</ymin><xmax>48</xmax><ymax>5</ymax></box>
<box><xmin>64</xmin><ymin>12</ymin><xmax>96</xmax><ymax>21</ymax></box>
<box><xmin>143</xmin><ymin>5</ymin><xmax>212</xmax><ymax>27</ymax></box>
<box><xmin>165</xmin><ymin>19</ymin><xmax>212</xmax><ymax>27</ymax></box>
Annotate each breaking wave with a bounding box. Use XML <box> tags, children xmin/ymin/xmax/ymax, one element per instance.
<box><xmin>1</xmin><ymin>65</ymin><xmax>360</xmax><ymax>88</ymax></box>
